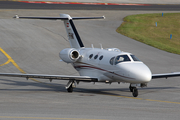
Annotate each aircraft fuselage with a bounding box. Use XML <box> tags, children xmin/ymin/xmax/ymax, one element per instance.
<box><xmin>73</xmin><ymin>47</ymin><xmax>152</xmax><ymax>84</ymax></box>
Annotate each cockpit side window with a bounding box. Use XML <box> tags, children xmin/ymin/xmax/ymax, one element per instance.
<box><xmin>131</xmin><ymin>55</ymin><xmax>141</xmax><ymax>61</ymax></box>
<box><xmin>115</xmin><ymin>55</ymin><xmax>131</xmax><ymax>65</ymax></box>
<box><xmin>109</xmin><ymin>57</ymin><xmax>115</xmax><ymax>65</ymax></box>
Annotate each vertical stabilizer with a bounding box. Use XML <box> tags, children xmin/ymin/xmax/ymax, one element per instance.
<box><xmin>60</xmin><ymin>14</ymin><xmax>84</xmax><ymax>49</ymax></box>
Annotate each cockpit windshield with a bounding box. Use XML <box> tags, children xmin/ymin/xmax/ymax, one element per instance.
<box><xmin>115</xmin><ymin>55</ymin><xmax>131</xmax><ymax>65</ymax></box>
<box><xmin>130</xmin><ymin>55</ymin><xmax>141</xmax><ymax>61</ymax></box>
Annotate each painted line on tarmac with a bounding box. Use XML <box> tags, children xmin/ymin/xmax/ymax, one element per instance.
<box><xmin>0</xmin><ymin>47</ymin><xmax>11</xmax><ymax>66</ymax></box>
<box><xmin>0</xmin><ymin>47</ymin><xmax>25</xmax><ymax>73</ymax></box>
<box><xmin>1</xmin><ymin>47</ymin><xmax>180</xmax><ymax>105</ymax></box>
<box><xmin>0</xmin><ymin>47</ymin><xmax>52</xmax><ymax>84</ymax></box>
<box><xmin>0</xmin><ymin>59</ymin><xmax>11</xmax><ymax>66</ymax></box>
<box><xmin>0</xmin><ymin>116</ymin><xmax>107</xmax><ymax>120</ymax></box>
<box><xmin>8</xmin><ymin>0</ymin><xmax>150</xmax><ymax>6</ymax></box>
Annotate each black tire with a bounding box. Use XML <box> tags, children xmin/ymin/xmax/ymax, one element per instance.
<box><xmin>67</xmin><ymin>84</ymin><xmax>73</xmax><ymax>92</ymax></box>
<box><xmin>132</xmin><ymin>88</ymin><xmax>138</xmax><ymax>97</ymax></box>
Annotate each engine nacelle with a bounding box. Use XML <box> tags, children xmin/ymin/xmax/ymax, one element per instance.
<box><xmin>59</xmin><ymin>48</ymin><xmax>80</xmax><ymax>63</ymax></box>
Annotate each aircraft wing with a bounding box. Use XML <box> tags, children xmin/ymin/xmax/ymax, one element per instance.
<box><xmin>152</xmin><ymin>72</ymin><xmax>180</xmax><ymax>79</ymax></box>
<box><xmin>0</xmin><ymin>73</ymin><xmax>98</xmax><ymax>82</ymax></box>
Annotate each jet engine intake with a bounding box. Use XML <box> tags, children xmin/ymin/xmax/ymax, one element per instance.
<box><xmin>59</xmin><ymin>48</ymin><xmax>80</xmax><ymax>63</ymax></box>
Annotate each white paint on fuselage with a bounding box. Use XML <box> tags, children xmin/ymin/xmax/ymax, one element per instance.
<box><xmin>73</xmin><ymin>48</ymin><xmax>152</xmax><ymax>84</ymax></box>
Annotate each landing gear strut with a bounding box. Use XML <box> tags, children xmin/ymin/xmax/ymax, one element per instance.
<box><xmin>129</xmin><ymin>85</ymin><xmax>133</xmax><ymax>92</ymax></box>
<box><xmin>129</xmin><ymin>84</ymin><xmax>138</xmax><ymax>97</ymax></box>
<box><xmin>66</xmin><ymin>80</ymin><xmax>76</xmax><ymax>93</ymax></box>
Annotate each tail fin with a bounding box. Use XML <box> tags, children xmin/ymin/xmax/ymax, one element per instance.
<box><xmin>60</xmin><ymin>14</ymin><xmax>84</xmax><ymax>48</ymax></box>
<box><xmin>14</xmin><ymin>14</ymin><xmax>105</xmax><ymax>49</ymax></box>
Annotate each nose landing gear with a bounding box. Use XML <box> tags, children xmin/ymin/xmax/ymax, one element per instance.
<box><xmin>132</xmin><ymin>87</ymin><xmax>138</xmax><ymax>97</ymax></box>
<box><xmin>129</xmin><ymin>84</ymin><xmax>138</xmax><ymax>97</ymax></box>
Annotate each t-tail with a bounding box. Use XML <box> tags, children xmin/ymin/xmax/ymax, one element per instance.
<box><xmin>14</xmin><ymin>14</ymin><xmax>105</xmax><ymax>49</ymax></box>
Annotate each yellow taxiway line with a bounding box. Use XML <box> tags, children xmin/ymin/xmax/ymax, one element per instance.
<box><xmin>0</xmin><ymin>47</ymin><xmax>25</xmax><ymax>73</ymax></box>
<box><xmin>0</xmin><ymin>47</ymin><xmax>48</xmax><ymax>84</ymax></box>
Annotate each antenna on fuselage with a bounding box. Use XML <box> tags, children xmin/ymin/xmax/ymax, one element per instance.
<box><xmin>100</xmin><ymin>43</ymin><xmax>103</xmax><ymax>49</ymax></box>
<box><xmin>91</xmin><ymin>44</ymin><xmax>94</xmax><ymax>49</ymax></box>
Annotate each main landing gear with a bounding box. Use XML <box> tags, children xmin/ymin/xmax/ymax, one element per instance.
<box><xmin>67</xmin><ymin>84</ymin><xmax>73</xmax><ymax>92</ymax></box>
<box><xmin>66</xmin><ymin>80</ymin><xmax>76</xmax><ymax>93</ymax></box>
<box><xmin>129</xmin><ymin>84</ymin><xmax>138</xmax><ymax>97</ymax></box>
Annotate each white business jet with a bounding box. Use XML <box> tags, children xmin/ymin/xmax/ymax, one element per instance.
<box><xmin>0</xmin><ymin>14</ymin><xmax>180</xmax><ymax>97</ymax></box>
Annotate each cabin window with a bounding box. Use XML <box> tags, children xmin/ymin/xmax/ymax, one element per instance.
<box><xmin>94</xmin><ymin>55</ymin><xmax>98</xmax><ymax>59</ymax></box>
<box><xmin>99</xmin><ymin>55</ymin><xmax>103</xmax><ymax>60</ymax></box>
<box><xmin>89</xmin><ymin>54</ymin><xmax>93</xmax><ymax>59</ymax></box>
<box><xmin>115</xmin><ymin>55</ymin><xmax>131</xmax><ymax>65</ymax></box>
<box><xmin>109</xmin><ymin>57</ymin><xmax>115</xmax><ymax>65</ymax></box>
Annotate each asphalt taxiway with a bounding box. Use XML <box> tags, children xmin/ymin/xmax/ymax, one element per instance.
<box><xmin>0</xmin><ymin>4</ymin><xmax>180</xmax><ymax>120</ymax></box>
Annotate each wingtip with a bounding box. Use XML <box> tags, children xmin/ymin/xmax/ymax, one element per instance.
<box><xmin>13</xmin><ymin>15</ymin><xmax>19</xmax><ymax>19</ymax></box>
<box><xmin>102</xmin><ymin>16</ymin><xmax>105</xmax><ymax>19</ymax></box>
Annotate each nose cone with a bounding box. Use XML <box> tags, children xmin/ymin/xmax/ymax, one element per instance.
<box><xmin>120</xmin><ymin>63</ymin><xmax>152</xmax><ymax>83</ymax></box>
<box><xmin>134</xmin><ymin>63</ymin><xmax>152</xmax><ymax>83</ymax></box>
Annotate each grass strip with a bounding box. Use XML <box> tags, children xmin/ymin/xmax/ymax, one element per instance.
<box><xmin>116</xmin><ymin>13</ymin><xmax>180</xmax><ymax>54</ymax></box>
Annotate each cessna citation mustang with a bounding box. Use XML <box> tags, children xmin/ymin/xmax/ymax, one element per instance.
<box><xmin>1</xmin><ymin>14</ymin><xmax>180</xmax><ymax>97</ymax></box>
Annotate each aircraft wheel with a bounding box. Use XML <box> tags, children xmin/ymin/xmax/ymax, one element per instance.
<box><xmin>67</xmin><ymin>84</ymin><xmax>73</xmax><ymax>93</ymax></box>
<box><xmin>132</xmin><ymin>88</ymin><xmax>138</xmax><ymax>97</ymax></box>
<box><xmin>129</xmin><ymin>85</ymin><xmax>133</xmax><ymax>92</ymax></box>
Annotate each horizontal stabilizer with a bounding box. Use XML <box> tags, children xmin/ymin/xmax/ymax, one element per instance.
<box><xmin>72</xmin><ymin>16</ymin><xmax>105</xmax><ymax>20</ymax></box>
<box><xmin>13</xmin><ymin>15</ymin><xmax>105</xmax><ymax>20</ymax></box>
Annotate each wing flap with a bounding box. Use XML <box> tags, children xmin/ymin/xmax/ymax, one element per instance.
<box><xmin>0</xmin><ymin>73</ymin><xmax>98</xmax><ymax>82</ymax></box>
<box><xmin>152</xmin><ymin>72</ymin><xmax>180</xmax><ymax>79</ymax></box>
